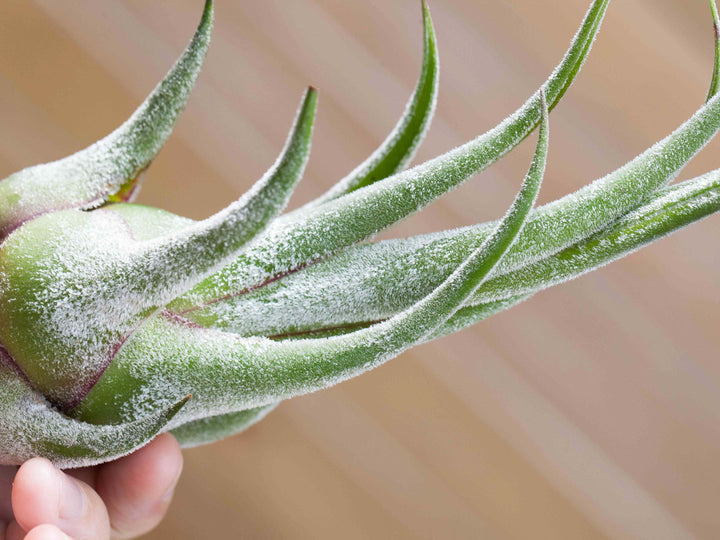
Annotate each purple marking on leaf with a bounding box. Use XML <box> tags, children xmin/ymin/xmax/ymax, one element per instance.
<box><xmin>161</xmin><ymin>310</ymin><xmax>206</xmax><ymax>329</ymax></box>
<box><xmin>0</xmin><ymin>343</ymin><xmax>35</xmax><ymax>389</ymax></box>
<box><xmin>64</xmin><ymin>314</ymin><xmax>155</xmax><ymax>413</ymax></box>
<box><xmin>66</xmin><ymin>309</ymin><xmax>206</xmax><ymax>414</ymax></box>
<box><xmin>176</xmin><ymin>260</ymin><xmax>315</xmax><ymax>315</ymax></box>
<box><xmin>266</xmin><ymin>319</ymin><xmax>381</xmax><ymax>341</ymax></box>
<box><xmin>0</xmin><ymin>195</ymin><xmax>119</xmax><ymax>244</ymax></box>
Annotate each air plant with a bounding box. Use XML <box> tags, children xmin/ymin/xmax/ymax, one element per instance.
<box><xmin>0</xmin><ymin>0</ymin><xmax>718</xmax><ymax>469</ymax></box>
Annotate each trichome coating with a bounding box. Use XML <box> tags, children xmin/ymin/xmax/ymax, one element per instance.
<box><xmin>0</xmin><ymin>0</ymin><xmax>718</xmax><ymax>468</ymax></box>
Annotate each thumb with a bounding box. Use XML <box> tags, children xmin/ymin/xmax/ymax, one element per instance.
<box><xmin>11</xmin><ymin>458</ymin><xmax>110</xmax><ymax>540</ymax></box>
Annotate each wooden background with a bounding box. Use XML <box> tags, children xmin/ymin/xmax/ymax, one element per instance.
<box><xmin>1</xmin><ymin>1</ymin><xmax>719</xmax><ymax>538</ymax></box>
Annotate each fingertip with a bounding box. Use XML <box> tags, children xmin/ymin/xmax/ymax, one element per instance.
<box><xmin>12</xmin><ymin>458</ymin><xmax>61</xmax><ymax>531</ymax></box>
<box><xmin>12</xmin><ymin>458</ymin><xmax>109</xmax><ymax>540</ymax></box>
<box><xmin>24</xmin><ymin>524</ymin><xmax>73</xmax><ymax>540</ymax></box>
<box><xmin>149</xmin><ymin>432</ymin><xmax>183</xmax><ymax>471</ymax></box>
<box><xmin>97</xmin><ymin>433</ymin><xmax>183</xmax><ymax>538</ymax></box>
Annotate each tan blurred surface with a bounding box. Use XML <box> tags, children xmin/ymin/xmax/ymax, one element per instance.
<box><xmin>1</xmin><ymin>0</ymin><xmax>719</xmax><ymax>538</ymax></box>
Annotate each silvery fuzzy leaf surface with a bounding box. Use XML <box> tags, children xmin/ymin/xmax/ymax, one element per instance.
<box><xmin>0</xmin><ymin>2</ymin><xmax>214</xmax><ymax>240</ymax></box>
<box><xmin>0</xmin><ymin>0</ymin><xmax>719</xmax><ymax>471</ymax></box>
<box><xmin>0</xmin><ymin>347</ymin><xmax>189</xmax><ymax>468</ymax></box>
<box><xmin>174</xmin><ymin>170</ymin><xmax>720</xmax><ymax>339</ymax></box>
<box><xmin>73</xmin><ymin>93</ymin><xmax>550</xmax><ymax>426</ymax></box>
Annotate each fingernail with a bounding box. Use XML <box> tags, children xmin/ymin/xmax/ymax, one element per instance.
<box><xmin>40</xmin><ymin>525</ymin><xmax>73</xmax><ymax>540</ymax></box>
<box><xmin>58</xmin><ymin>471</ymin><xmax>87</xmax><ymax>520</ymax></box>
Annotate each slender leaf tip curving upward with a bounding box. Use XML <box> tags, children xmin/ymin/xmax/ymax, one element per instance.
<box><xmin>172</xmin><ymin>0</ymin><xmax>610</xmax><ymax>312</ymax></box>
<box><xmin>708</xmin><ymin>0</ymin><xmax>720</xmax><ymax>101</ymax></box>
<box><xmin>301</xmin><ymin>0</ymin><xmax>440</xmax><ymax>208</ymax></box>
<box><xmin>0</xmin><ymin>0</ymin><xmax>215</xmax><ymax>239</ymax></box>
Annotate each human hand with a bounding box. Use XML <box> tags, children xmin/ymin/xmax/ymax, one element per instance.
<box><xmin>0</xmin><ymin>433</ymin><xmax>182</xmax><ymax>540</ymax></box>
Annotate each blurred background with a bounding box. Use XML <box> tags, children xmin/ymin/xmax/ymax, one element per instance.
<box><xmin>1</xmin><ymin>0</ymin><xmax>719</xmax><ymax>538</ymax></box>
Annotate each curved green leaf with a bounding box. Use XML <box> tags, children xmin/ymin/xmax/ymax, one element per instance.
<box><xmin>0</xmin><ymin>0</ymin><xmax>215</xmax><ymax>239</ymax></box>
<box><xmin>266</xmin><ymin>295</ymin><xmax>532</xmax><ymax>342</ymax></box>
<box><xmin>187</xmin><ymin>169</ymin><xmax>720</xmax><ymax>338</ymax></box>
<box><xmin>74</xmin><ymin>93</ymin><xmax>549</xmax><ymax>425</ymax></box>
<box><xmin>708</xmin><ymin>0</ymin><xmax>720</xmax><ymax>102</ymax></box>
<box><xmin>300</xmin><ymin>0</ymin><xmax>439</xmax><ymax>208</ymax></box>
<box><xmin>169</xmin><ymin>0</ymin><xmax>609</xmax><ymax>312</ymax></box>
<box><xmin>171</xmin><ymin>404</ymin><xmax>277</xmax><ymax>448</ymax></box>
<box><xmin>124</xmin><ymin>86</ymin><xmax>317</xmax><ymax>308</ymax></box>
<box><xmin>0</xmin><ymin>352</ymin><xmax>188</xmax><ymax>468</ymax></box>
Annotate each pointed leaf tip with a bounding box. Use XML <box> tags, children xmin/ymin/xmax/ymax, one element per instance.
<box><xmin>422</xmin><ymin>1</ymin><xmax>431</xmax><ymax>20</ymax></box>
<box><xmin>707</xmin><ymin>0</ymin><xmax>720</xmax><ymax>102</ymax></box>
<box><xmin>176</xmin><ymin>0</ymin><xmax>607</xmax><ymax>310</ymax></box>
<box><xmin>298</xmin><ymin>0</ymin><xmax>440</xmax><ymax>208</ymax></box>
<box><xmin>0</xmin><ymin>0</ymin><xmax>214</xmax><ymax>239</ymax></box>
<box><xmin>174</xmin><ymin>394</ymin><xmax>193</xmax><ymax>413</ymax></box>
<box><xmin>120</xmin><ymin>86</ymin><xmax>317</xmax><ymax>310</ymax></box>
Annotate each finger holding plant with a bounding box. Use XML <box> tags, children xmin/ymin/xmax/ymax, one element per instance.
<box><xmin>3</xmin><ymin>433</ymin><xmax>183</xmax><ymax>540</ymax></box>
<box><xmin>0</xmin><ymin>0</ymin><xmax>718</xmax><ymax>470</ymax></box>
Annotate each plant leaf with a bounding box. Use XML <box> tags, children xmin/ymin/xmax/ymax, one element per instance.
<box><xmin>708</xmin><ymin>0</ymin><xmax>720</xmax><ymax>102</ymax></box>
<box><xmin>262</xmin><ymin>295</ymin><xmax>532</xmax><ymax>342</ymax></box>
<box><xmin>0</xmin><ymin>350</ymin><xmax>188</xmax><ymax>468</ymax></box>
<box><xmin>0</xmin><ymin>88</ymin><xmax>316</xmax><ymax>411</ymax></box>
<box><xmin>170</xmin><ymin>0</ymin><xmax>610</xmax><ymax>312</ymax></box>
<box><xmin>123</xmin><ymin>87</ymin><xmax>317</xmax><ymax>308</ymax></box>
<box><xmin>122</xmin><ymin>298</ymin><xmax>526</xmax><ymax>450</ymax></box>
<box><xmin>0</xmin><ymin>1</ymin><xmax>213</xmax><ymax>239</ymax></box>
<box><xmin>186</xmin><ymin>169</ymin><xmax>720</xmax><ymax>338</ymax></box>
<box><xmin>299</xmin><ymin>0</ymin><xmax>439</xmax><ymax>209</ymax></box>
<box><xmin>74</xmin><ymin>93</ymin><xmax>549</xmax><ymax>425</ymax></box>
<box><xmin>471</xmin><ymin>170</ymin><xmax>720</xmax><ymax>304</ymax></box>
<box><xmin>177</xmin><ymin>69</ymin><xmax>720</xmax><ymax>333</ymax></box>
<box><xmin>171</xmin><ymin>404</ymin><xmax>277</xmax><ymax>448</ymax></box>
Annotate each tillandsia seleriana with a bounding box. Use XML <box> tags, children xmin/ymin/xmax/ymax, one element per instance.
<box><xmin>0</xmin><ymin>0</ymin><xmax>719</xmax><ymax>468</ymax></box>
